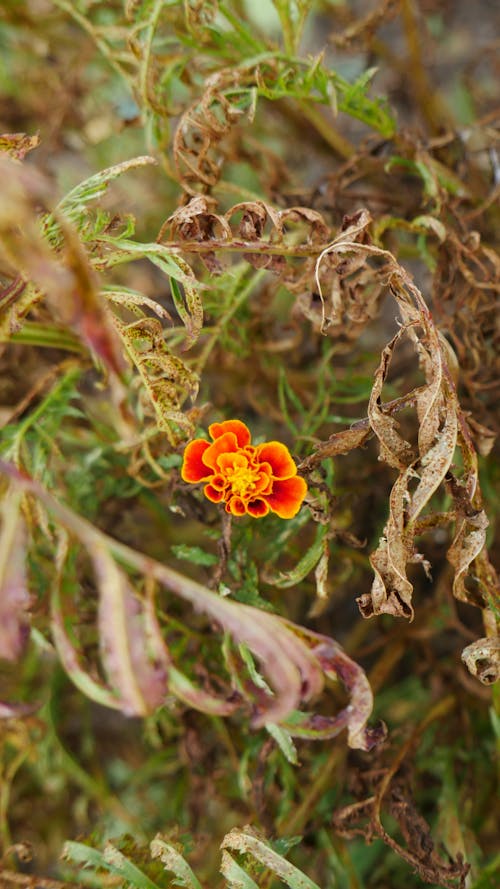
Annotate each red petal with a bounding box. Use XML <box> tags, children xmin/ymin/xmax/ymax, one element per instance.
<box><xmin>264</xmin><ymin>476</ymin><xmax>307</xmax><ymax>519</ymax></box>
<box><xmin>202</xmin><ymin>432</ymin><xmax>239</xmax><ymax>470</ymax></box>
<box><xmin>256</xmin><ymin>442</ymin><xmax>297</xmax><ymax>479</ymax></box>
<box><xmin>247</xmin><ymin>498</ymin><xmax>269</xmax><ymax>518</ymax></box>
<box><xmin>181</xmin><ymin>439</ymin><xmax>212</xmax><ymax>482</ymax></box>
<box><xmin>209</xmin><ymin>474</ymin><xmax>227</xmax><ymax>492</ymax></box>
<box><xmin>204</xmin><ymin>484</ymin><xmax>224</xmax><ymax>503</ymax></box>
<box><xmin>209</xmin><ymin>420</ymin><xmax>251</xmax><ymax>447</ymax></box>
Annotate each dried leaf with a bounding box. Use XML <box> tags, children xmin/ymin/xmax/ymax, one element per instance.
<box><xmin>461</xmin><ymin>637</ymin><xmax>500</xmax><ymax>685</ymax></box>
<box><xmin>0</xmin><ymin>131</ymin><xmax>40</xmax><ymax>160</ymax></box>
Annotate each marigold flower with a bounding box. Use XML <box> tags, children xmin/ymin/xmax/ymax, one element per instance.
<box><xmin>181</xmin><ymin>419</ymin><xmax>307</xmax><ymax>519</ymax></box>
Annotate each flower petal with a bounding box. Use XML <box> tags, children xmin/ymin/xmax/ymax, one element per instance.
<box><xmin>181</xmin><ymin>439</ymin><xmax>212</xmax><ymax>482</ymax></box>
<box><xmin>204</xmin><ymin>484</ymin><xmax>224</xmax><ymax>503</ymax></box>
<box><xmin>202</xmin><ymin>432</ymin><xmax>239</xmax><ymax>470</ymax></box>
<box><xmin>209</xmin><ymin>420</ymin><xmax>251</xmax><ymax>447</ymax></box>
<box><xmin>257</xmin><ymin>442</ymin><xmax>297</xmax><ymax>479</ymax></box>
<box><xmin>217</xmin><ymin>452</ymin><xmax>249</xmax><ymax>473</ymax></box>
<box><xmin>247</xmin><ymin>499</ymin><xmax>269</xmax><ymax>518</ymax></box>
<box><xmin>265</xmin><ymin>476</ymin><xmax>307</xmax><ymax>519</ymax></box>
<box><xmin>253</xmin><ymin>469</ymin><xmax>273</xmax><ymax>495</ymax></box>
<box><xmin>226</xmin><ymin>496</ymin><xmax>246</xmax><ymax>516</ymax></box>
<box><xmin>209</xmin><ymin>474</ymin><xmax>227</xmax><ymax>492</ymax></box>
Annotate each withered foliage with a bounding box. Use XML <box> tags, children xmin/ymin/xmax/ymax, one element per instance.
<box><xmin>0</xmin><ymin>1</ymin><xmax>499</xmax><ymax>887</ymax></box>
<box><xmin>333</xmin><ymin>759</ymin><xmax>470</xmax><ymax>889</ymax></box>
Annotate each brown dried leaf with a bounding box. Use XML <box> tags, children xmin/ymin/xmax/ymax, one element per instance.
<box><xmin>368</xmin><ymin>326</ymin><xmax>416</xmax><ymax>469</ymax></box>
<box><xmin>314</xmin><ymin>227</ymin><xmax>497</xmax><ymax>647</ymax></box>
<box><xmin>461</xmin><ymin>636</ymin><xmax>500</xmax><ymax>685</ymax></box>
<box><xmin>299</xmin><ymin>425</ymin><xmax>372</xmax><ymax>471</ymax></box>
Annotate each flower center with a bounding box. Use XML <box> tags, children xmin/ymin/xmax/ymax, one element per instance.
<box><xmin>226</xmin><ymin>464</ymin><xmax>260</xmax><ymax>498</ymax></box>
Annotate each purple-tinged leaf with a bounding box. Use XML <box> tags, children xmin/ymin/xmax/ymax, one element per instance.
<box><xmin>279</xmin><ymin>623</ymin><xmax>386</xmax><ymax>751</ymax></box>
<box><xmin>0</xmin><ymin>489</ymin><xmax>31</xmax><ymax>662</ymax></box>
<box><xmin>93</xmin><ymin>544</ymin><xmax>169</xmax><ymax>717</ymax></box>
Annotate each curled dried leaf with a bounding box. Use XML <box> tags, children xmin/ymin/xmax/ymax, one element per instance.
<box><xmin>311</xmin><ymin>225</ymin><xmax>497</xmax><ymax>663</ymax></box>
<box><xmin>461</xmin><ymin>637</ymin><xmax>500</xmax><ymax>685</ymax></box>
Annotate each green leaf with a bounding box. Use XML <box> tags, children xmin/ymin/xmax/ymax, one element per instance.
<box><xmin>55</xmin><ymin>157</ymin><xmax>157</xmax><ymax>223</ymax></box>
<box><xmin>265</xmin><ymin>722</ymin><xmax>299</xmax><ymax>765</ymax></box>
<box><xmin>171</xmin><ymin>545</ymin><xmax>219</xmax><ymax>567</ymax></box>
<box><xmin>266</xmin><ymin>524</ymin><xmax>328</xmax><ymax>588</ymax></box>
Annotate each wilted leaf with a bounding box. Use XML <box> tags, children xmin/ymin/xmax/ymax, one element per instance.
<box><xmin>1</xmin><ymin>463</ymin><xmax>382</xmax><ymax>739</ymax></box>
<box><xmin>113</xmin><ymin>314</ymin><xmax>198</xmax><ymax>444</ymax></box>
<box><xmin>279</xmin><ymin>623</ymin><xmax>386</xmax><ymax>751</ymax></box>
<box><xmin>315</xmin><ymin>231</ymin><xmax>496</xmax><ymax>643</ymax></box>
<box><xmin>94</xmin><ymin>546</ymin><xmax>170</xmax><ymax>716</ymax></box>
<box><xmin>0</xmin><ymin>700</ymin><xmax>39</xmax><ymax>719</ymax></box>
<box><xmin>0</xmin><ymin>489</ymin><xmax>30</xmax><ymax>662</ymax></box>
<box><xmin>0</xmin><ymin>156</ymin><xmax>126</xmax><ymax>378</ymax></box>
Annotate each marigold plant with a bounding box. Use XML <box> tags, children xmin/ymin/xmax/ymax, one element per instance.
<box><xmin>181</xmin><ymin>419</ymin><xmax>307</xmax><ymax>518</ymax></box>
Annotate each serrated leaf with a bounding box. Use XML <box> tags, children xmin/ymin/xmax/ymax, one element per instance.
<box><xmin>220</xmin><ymin>851</ymin><xmax>260</xmax><ymax>889</ymax></box>
<box><xmin>150</xmin><ymin>835</ymin><xmax>203</xmax><ymax>889</ymax></box>
<box><xmin>222</xmin><ymin>827</ymin><xmax>321</xmax><ymax>889</ymax></box>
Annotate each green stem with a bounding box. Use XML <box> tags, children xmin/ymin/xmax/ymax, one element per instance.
<box><xmin>194</xmin><ymin>267</ymin><xmax>267</xmax><ymax>374</ymax></box>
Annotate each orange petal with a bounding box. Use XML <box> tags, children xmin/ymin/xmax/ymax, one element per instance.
<box><xmin>209</xmin><ymin>420</ymin><xmax>251</xmax><ymax>447</ymax></box>
<box><xmin>204</xmin><ymin>484</ymin><xmax>224</xmax><ymax>503</ymax></box>
<box><xmin>247</xmin><ymin>498</ymin><xmax>269</xmax><ymax>518</ymax></box>
<box><xmin>264</xmin><ymin>476</ymin><xmax>307</xmax><ymax>519</ymax></box>
<box><xmin>226</xmin><ymin>496</ymin><xmax>246</xmax><ymax>516</ymax></box>
<box><xmin>253</xmin><ymin>469</ymin><xmax>273</xmax><ymax>495</ymax></box>
<box><xmin>257</xmin><ymin>442</ymin><xmax>297</xmax><ymax>479</ymax></box>
<box><xmin>217</xmin><ymin>451</ymin><xmax>249</xmax><ymax>473</ymax></box>
<box><xmin>181</xmin><ymin>439</ymin><xmax>212</xmax><ymax>482</ymax></box>
<box><xmin>202</xmin><ymin>432</ymin><xmax>239</xmax><ymax>470</ymax></box>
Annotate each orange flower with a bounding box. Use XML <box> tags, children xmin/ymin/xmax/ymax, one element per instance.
<box><xmin>181</xmin><ymin>419</ymin><xmax>307</xmax><ymax>519</ymax></box>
